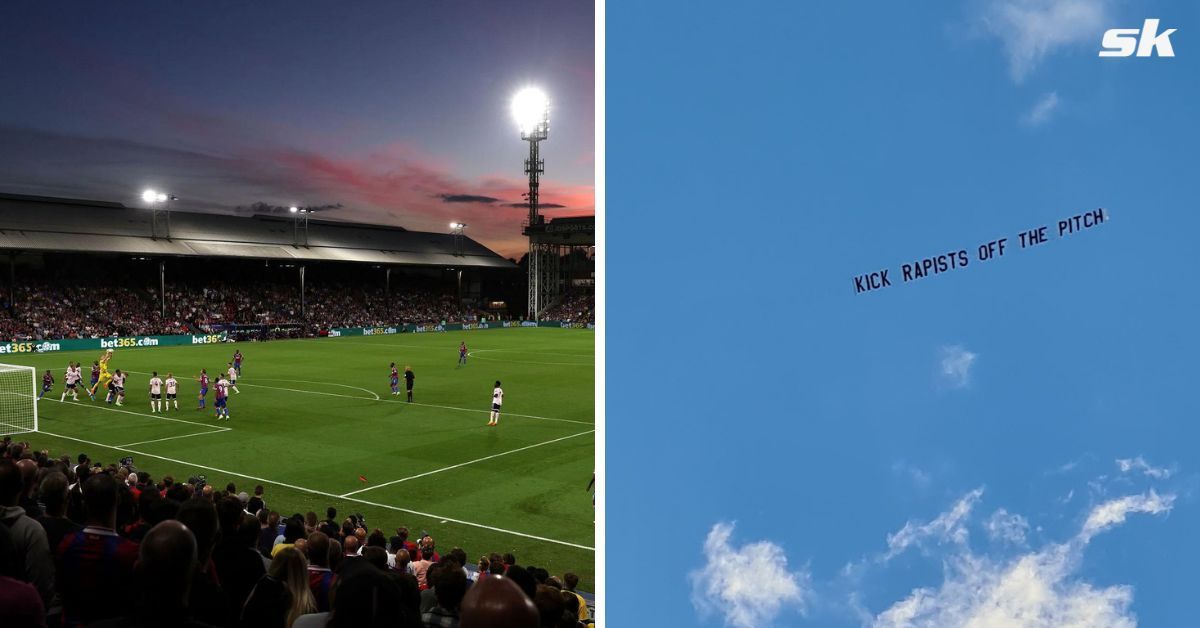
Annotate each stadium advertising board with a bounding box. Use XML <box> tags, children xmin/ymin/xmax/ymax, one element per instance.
<box><xmin>1</xmin><ymin>332</ymin><xmax>229</xmax><ymax>354</ymax></box>
<box><xmin>324</xmin><ymin>321</ymin><xmax>591</xmax><ymax>336</ymax></box>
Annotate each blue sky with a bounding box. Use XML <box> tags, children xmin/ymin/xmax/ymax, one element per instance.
<box><xmin>0</xmin><ymin>0</ymin><xmax>593</xmax><ymax>257</ymax></box>
<box><xmin>608</xmin><ymin>0</ymin><xmax>1199</xmax><ymax>625</ymax></box>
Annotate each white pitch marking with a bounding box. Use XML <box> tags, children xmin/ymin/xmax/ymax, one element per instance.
<box><xmin>466</xmin><ymin>350</ymin><xmax>593</xmax><ymax>367</ymax></box>
<box><xmin>116</xmin><ymin>427</ymin><xmax>231</xmax><ymax>448</ymax></box>
<box><xmin>122</xmin><ymin>371</ymin><xmax>592</xmax><ymax>426</ymax></box>
<box><xmin>33</xmin><ymin>429</ymin><xmax>594</xmax><ymax>551</ymax></box>
<box><xmin>341</xmin><ymin>429</ymin><xmax>595</xmax><ymax>497</ymax></box>
<box><xmin>43</xmin><ymin>395</ymin><xmax>223</xmax><ymax>430</ymax></box>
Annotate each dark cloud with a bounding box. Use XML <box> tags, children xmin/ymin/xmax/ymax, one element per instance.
<box><xmin>439</xmin><ymin>194</ymin><xmax>500</xmax><ymax>204</ymax></box>
<box><xmin>504</xmin><ymin>202</ymin><xmax>566</xmax><ymax>209</ymax></box>
<box><xmin>234</xmin><ymin>201</ymin><xmax>344</xmax><ymax>215</ymax></box>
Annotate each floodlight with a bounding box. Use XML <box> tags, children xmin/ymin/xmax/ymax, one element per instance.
<box><xmin>156</xmin><ymin>192</ymin><xmax>168</xmax><ymax>203</ymax></box>
<box><xmin>142</xmin><ymin>189</ymin><xmax>158</xmax><ymax>203</ymax></box>
<box><xmin>511</xmin><ymin>87</ymin><xmax>549</xmax><ymax>135</ymax></box>
<box><xmin>290</xmin><ymin>206</ymin><xmax>299</xmax><ymax>213</ymax></box>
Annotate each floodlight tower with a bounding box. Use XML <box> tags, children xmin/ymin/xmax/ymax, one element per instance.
<box><xmin>512</xmin><ymin>87</ymin><xmax>552</xmax><ymax>320</ymax></box>
<box><xmin>450</xmin><ymin>222</ymin><xmax>467</xmax><ymax>257</ymax></box>
<box><xmin>290</xmin><ymin>206</ymin><xmax>314</xmax><ymax>246</ymax></box>
<box><xmin>142</xmin><ymin>189</ymin><xmax>176</xmax><ymax>239</ymax></box>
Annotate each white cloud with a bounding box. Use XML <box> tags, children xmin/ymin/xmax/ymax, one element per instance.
<box><xmin>979</xmin><ymin>0</ymin><xmax>1114</xmax><ymax>82</ymax></box>
<box><xmin>939</xmin><ymin>345</ymin><xmax>977</xmax><ymax>389</ymax></box>
<box><xmin>885</xmin><ymin>488</ymin><xmax>984</xmax><ymax>560</ymax></box>
<box><xmin>985</xmin><ymin>508</ymin><xmax>1030</xmax><ymax>545</ymax></box>
<box><xmin>690</xmin><ymin>522</ymin><xmax>811</xmax><ymax>627</ymax></box>
<box><xmin>1081</xmin><ymin>490</ymin><xmax>1175</xmax><ymax>542</ymax></box>
<box><xmin>892</xmin><ymin>460</ymin><xmax>933</xmax><ymax>490</ymax></box>
<box><xmin>1022</xmin><ymin>91</ymin><xmax>1060</xmax><ymax>125</ymax></box>
<box><xmin>873</xmin><ymin>488</ymin><xmax>1175</xmax><ymax>627</ymax></box>
<box><xmin>875</xmin><ymin>548</ymin><xmax>1136</xmax><ymax>627</ymax></box>
<box><xmin>1115</xmin><ymin>456</ymin><xmax>1172</xmax><ymax>480</ymax></box>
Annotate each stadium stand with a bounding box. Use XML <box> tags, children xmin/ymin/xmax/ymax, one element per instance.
<box><xmin>0</xmin><ymin>438</ymin><xmax>596</xmax><ymax>627</ymax></box>
<box><xmin>541</xmin><ymin>292</ymin><xmax>594</xmax><ymax>325</ymax></box>
<box><xmin>0</xmin><ymin>193</ymin><xmax>529</xmax><ymax>340</ymax></box>
<box><xmin>0</xmin><ymin>280</ymin><xmax>487</xmax><ymax>341</ymax></box>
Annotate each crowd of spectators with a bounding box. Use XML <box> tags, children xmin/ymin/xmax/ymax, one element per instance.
<box><xmin>0</xmin><ymin>281</ymin><xmax>487</xmax><ymax>342</ymax></box>
<box><xmin>0</xmin><ymin>438</ymin><xmax>594</xmax><ymax>627</ymax></box>
<box><xmin>541</xmin><ymin>293</ymin><xmax>594</xmax><ymax>325</ymax></box>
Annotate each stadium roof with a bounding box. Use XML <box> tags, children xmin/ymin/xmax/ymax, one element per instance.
<box><xmin>0</xmin><ymin>193</ymin><xmax>516</xmax><ymax>269</ymax></box>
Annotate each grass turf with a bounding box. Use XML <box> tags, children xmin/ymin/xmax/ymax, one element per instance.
<box><xmin>4</xmin><ymin>327</ymin><xmax>595</xmax><ymax>588</ymax></box>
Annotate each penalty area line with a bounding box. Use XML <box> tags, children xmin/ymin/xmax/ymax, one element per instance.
<box><xmin>32</xmin><ymin>429</ymin><xmax>594</xmax><ymax>552</ymax></box>
<box><xmin>341</xmin><ymin>429</ymin><xmax>595</xmax><ymax>498</ymax></box>
<box><xmin>116</xmin><ymin>427</ymin><xmax>231</xmax><ymax>448</ymax></box>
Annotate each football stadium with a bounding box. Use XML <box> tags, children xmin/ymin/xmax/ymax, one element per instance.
<box><xmin>0</xmin><ymin>190</ymin><xmax>597</xmax><ymax>623</ymax></box>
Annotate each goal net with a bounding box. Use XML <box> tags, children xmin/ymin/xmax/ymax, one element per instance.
<box><xmin>0</xmin><ymin>363</ymin><xmax>37</xmax><ymax>436</ymax></box>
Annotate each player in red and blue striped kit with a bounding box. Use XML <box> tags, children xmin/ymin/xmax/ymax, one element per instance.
<box><xmin>196</xmin><ymin>369</ymin><xmax>209</xmax><ymax>410</ymax></box>
<box><xmin>389</xmin><ymin>362</ymin><xmax>400</xmax><ymax>395</ymax></box>
<box><xmin>214</xmin><ymin>375</ymin><xmax>230</xmax><ymax>420</ymax></box>
<box><xmin>37</xmin><ymin>370</ymin><xmax>54</xmax><ymax>399</ymax></box>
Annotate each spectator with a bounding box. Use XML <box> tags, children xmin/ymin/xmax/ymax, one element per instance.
<box><xmin>533</xmin><ymin>585</ymin><xmax>572</xmax><ymax>628</ymax></box>
<box><xmin>259</xmin><ymin>510</ymin><xmax>280</xmax><ymax>557</ymax></box>
<box><xmin>411</xmin><ymin>544</ymin><xmax>435</xmax><ymax>589</ymax></box>
<box><xmin>176</xmin><ymin>496</ymin><xmax>234</xmax><ymax>627</ymax></box>
<box><xmin>341</xmin><ymin>535</ymin><xmax>361</xmax><ymax>562</ymax></box>
<box><xmin>242</xmin><ymin>546</ymin><xmax>316</xmax><ymax>628</ymax></box>
<box><xmin>423</xmin><ymin>557</ymin><xmax>468</xmax><ymax>627</ymax></box>
<box><xmin>327</xmin><ymin>539</ymin><xmax>343</xmax><ymax>573</ymax></box>
<box><xmin>16</xmin><ymin>458</ymin><xmax>42</xmax><ymax>518</ymax></box>
<box><xmin>504</xmin><ymin>565</ymin><xmax>538</xmax><ymax>600</ymax></box>
<box><xmin>459</xmin><ymin>575</ymin><xmax>538</xmax><ymax>628</ymax></box>
<box><xmin>212</xmin><ymin>497</ymin><xmax>266</xmax><ymax>612</ymax></box>
<box><xmin>362</xmin><ymin>545</ymin><xmax>389</xmax><ymax>571</ymax></box>
<box><xmin>90</xmin><ymin>520</ymin><xmax>210</xmax><ymax>628</ymax></box>
<box><xmin>248</xmin><ymin>485</ymin><xmax>266</xmax><ymax>514</ymax></box>
<box><xmin>0</xmin><ymin>521</ymin><xmax>48</xmax><ymax>628</ymax></box>
<box><xmin>34</xmin><ymin>470</ymin><xmax>80</xmax><ymax>559</ymax></box>
<box><xmin>55</xmin><ymin>471</ymin><xmax>138</xmax><ymax>626</ymax></box>
<box><xmin>273</xmin><ymin>516</ymin><xmax>306</xmax><ymax>557</ymax></box>
<box><xmin>325</xmin><ymin>558</ymin><xmax>416</xmax><ymax>628</ymax></box>
<box><xmin>561</xmin><ymin>573</ymin><xmax>590</xmax><ymax>623</ymax></box>
<box><xmin>318</xmin><ymin>507</ymin><xmax>339</xmax><ymax>538</ymax></box>
<box><xmin>393</xmin><ymin>548</ymin><xmax>412</xmax><ymax>576</ymax></box>
<box><xmin>305</xmin><ymin>532</ymin><xmax>336</xmax><ymax>612</ymax></box>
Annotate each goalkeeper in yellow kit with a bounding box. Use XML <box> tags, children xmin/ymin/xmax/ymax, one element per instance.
<box><xmin>90</xmin><ymin>348</ymin><xmax>114</xmax><ymax>398</ymax></box>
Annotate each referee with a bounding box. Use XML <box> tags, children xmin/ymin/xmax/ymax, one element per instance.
<box><xmin>404</xmin><ymin>366</ymin><xmax>414</xmax><ymax>402</ymax></box>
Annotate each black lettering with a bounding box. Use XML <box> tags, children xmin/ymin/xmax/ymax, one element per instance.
<box><xmin>921</xmin><ymin>259</ymin><xmax>933</xmax><ymax>275</ymax></box>
<box><xmin>902</xmin><ymin>264</ymin><xmax>913</xmax><ymax>281</ymax></box>
<box><xmin>957</xmin><ymin>250</ymin><xmax>968</xmax><ymax>267</ymax></box>
<box><xmin>854</xmin><ymin>275</ymin><xmax>865</xmax><ymax>293</ymax></box>
<box><xmin>879</xmin><ymin>269</ymin><xmax>891</xmax><ymax>287</ymax></box>
<box><xmin>936</xmin><ymin>255</ymin><xmax>948</xmax><ymax>273</ymax></box>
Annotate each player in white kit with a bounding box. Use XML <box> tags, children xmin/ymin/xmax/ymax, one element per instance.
<box><xmin>488</xmin><ymin>380</ymin><xmax>503</xmax><ymax>427</ymax></box>
<box><xmin>149</xmin><ymin>372</ymin><xmax>164</xmax><ymax>413</ymax></box>
<box><xmin>60</xmin><ymin>362</ymin><xmax>82</xmax><ymax>402</ymax></box>
<box><xmin>165</xmin><ymin>373</ymin><xmax>179</xmax><ymax>411</ymax></box>
<box><xmin>111</xmin><ymin>370</ymin><xmax>127</xmax><ymax>406</ymax></box>
<box><xmin>226</xmin><ymin>363</ymin><xmax>240</xmax><ymax>394</ymax></box>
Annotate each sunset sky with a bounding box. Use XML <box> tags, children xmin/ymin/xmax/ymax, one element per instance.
<box><xmin>0</xmin><ymin>1</ymin><xmax>594</xmax><ymax>259</ymax></box>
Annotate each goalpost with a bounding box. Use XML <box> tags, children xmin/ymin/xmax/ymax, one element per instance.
<box><xmin>0</xmin><ymin>363</ymin><xmax>37</xmax><ymax>436</ymax></box>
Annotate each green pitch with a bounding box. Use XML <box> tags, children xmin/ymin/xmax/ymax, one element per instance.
<box><xmin>8</xmin><ymin>328</ymin><xmax>595</xmax><ymax>587</ymax></box>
